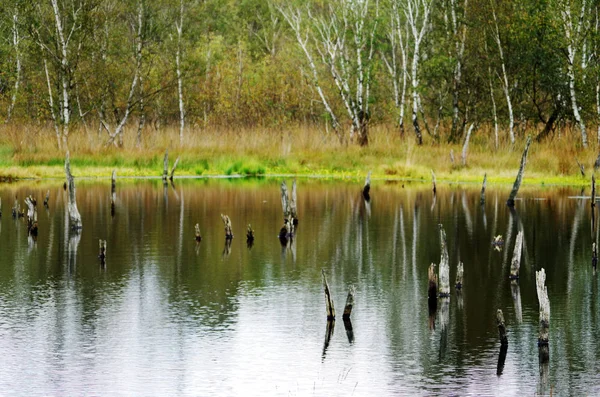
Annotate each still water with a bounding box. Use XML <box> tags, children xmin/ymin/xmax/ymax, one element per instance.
<box><xmin>0</xmin><ymin>178</ymin><xmax>599</xmax><ymax>396</ymax></box>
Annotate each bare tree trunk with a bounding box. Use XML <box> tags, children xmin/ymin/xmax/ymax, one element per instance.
<box><xmin>6</xmin><ymin>13</ymin><xmax>21</xmax><ymax>123</ymax></box>
<box><xmin>65</xmin><ymin>151</ymin><xmax>82</xmax><ymax>230</ymax></box>
<box><xmin>461</xmin><ymin>123</ymin><xmax>475</xmax><ymax>166</ymax></box>
<box><xmin>175</xmin><ymin>0</ymin><xmax>185</xmax><ymax>146</ymax></box>
<box><xmin>51</xmin><ymin>0</ymin><xmax>72</xmax><ymax>148</ymax></box>
<box><xmin>491</xmin><ymin>2</ymin><xmax>514</xmax><ymax>144</ymax></box>
<box><xmin>44</xmin><ymin>58</ymin><xmax>62</xmax><ymax>150</ymax></box>
<box><xmin>488</xmin><ymin>67</ymin><xmax>499</xmax><ymax>150</ymax></box>
<box><xmin>449</xmin><ymin>0</ymin><xmax>468</xmax><ymax>143</ymax></box>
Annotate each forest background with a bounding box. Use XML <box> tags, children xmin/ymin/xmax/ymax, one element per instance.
<box><xmin>0</xmin><ymin>0</ymin><xmax>599</xmax><ymax>184</ymax></box>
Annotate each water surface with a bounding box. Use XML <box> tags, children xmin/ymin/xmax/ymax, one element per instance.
<box><xmin>0</xmin><ymin>179</ymin><xmax>598</xmax><ymax>396</ymax></box>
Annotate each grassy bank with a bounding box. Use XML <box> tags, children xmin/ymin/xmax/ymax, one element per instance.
<box><xmin>0</xmin><ymin>123</ymin><xmax>596</xmax><ymax>186</ymax></box>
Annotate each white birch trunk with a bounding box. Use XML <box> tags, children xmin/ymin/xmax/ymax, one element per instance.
<box><xmin>596</xmin><ymin>80</ymin><xmax>600</xmax><ymax>146</ymax></box>
<box><xmin>488</xmin><ymin>67</ymin><xmax>499</xmax><ymax>150</ymax></box>
<box><xmin>176</xmin><ymin>0</ymin><xmax>185</xmax><ymax>146</ymax></box>
<box><xmin>44</xmin><ymin>59</ymin><xmax>61</xmax><ymax>150</ymax></box>
<box><xmin>450</xmin><ymin>0</ymin><xmax>468</xmax><ymax>141</ymax></box>
<box><xmin>461</xmin><ymin>123</ymin><xmax>475</xmax><ymax>166</ymax></box>
<box><xmin>51</xmin><ymin>0</ymin><xmax>71</xmax><ymax>148</ymax></box>
<box><xmin>6</xmin><ymin>13</ymin><xmax>21</xmax><ymax>123</ymax></box>
<box><xmin>491</xmin><ymin>3</ymin><xmax>514</xmax><ymax>144</ymax></box>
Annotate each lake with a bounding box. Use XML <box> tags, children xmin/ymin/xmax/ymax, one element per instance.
<box><xmin>0</xmin><ymin>178</ymin><xmax>598</xmax><ymax>396</ymax></box>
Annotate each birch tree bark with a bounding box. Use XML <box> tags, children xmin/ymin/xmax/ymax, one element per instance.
<box><xmin>448</xmin><ymin>0</ymin><xmax>469</xmax><ymax>143</ymax></box>
<box><xmin>557</xmin><ymin>0</ymin><xmax>590</xmax><ymax>148</ymax></box>
<box><xmin>491</xmin><ymin>1</ymin><xmax>515</xmax><ymax>145</ymax></box>
<box><xmin>404</xmin><ymin>0</ymin><xmax>434</xmax><ymax>145</ymax></box>
<box><xmin>175</xmin><ymin>0</ymin><xmax>185</xmax><ymax>146</ymax></box>
<box><xmin>6</xmin><ymin>12</ymin><xmax>22</xmax><ymax>123</ymax></box>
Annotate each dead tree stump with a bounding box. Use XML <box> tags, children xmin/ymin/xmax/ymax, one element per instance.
<box><xmin>322</xmin><ymin>269</ymin><xmax>335</xmax><ymax>321</ymax></box>
<box><xmin>428</xmin><ymin>263</ymin><xmax>438</xmax><ymax>300</ymax></box>
<box><xmin>497</xmin><ymin>309</ymin><xmax>508</xmax><ymax>346</ymax></box>
<box><xmin>170</xmin><ymin>156</ymin><xmax>180</xmax><ymax>182</ymax></box>
<box><xmin>195</xmin><ymin>223</ymin><xmax>202</xmax><ymax>242</ymax></box>
<box><xmin>509</xmin><ymin>231</ymin><xmax>523</xmax><ymax>279</ymax></box>
<box><xmin>592</xmin><ymin>175</ymin><xmax>596</xmax><ymax>208</ymax></box>
<box><xmin>65</xmin><ymin>151</ymin><xmax>82</xmax><ymax>230</ymax></box>
<box><xmin>279</xmin><ymin>180</ymin><xmax>297</xmax><ymax>239</ymax></box>
<box><xmin>363</xmin><ymin>171</ymin><xmax>371</xmax><ymax>201</ymax></box>
<box><xmin>221</xmin><ymin>214</ymin><xmax>233</xmax><ymax>239</ymax></box>
<box><xmin>111</xmin><ymin>170</ymin><xmax>117</xmax><ymax>216</ymax></box>
<box><xmin>162</xmin><ymin>150</ymin><xmax>169</xmax><ymax>184</ymax></box>
<box><xmin>480</xmin><ymin>173</ymin><xmax>487</xmax><ymax>205</ymax></box>
<box><xmin>98</xmin><ymin>239</ymin><xmax>107</xmax><ymax>266</ymax></box>
<box><xmin>593</xmin><ymin>243</ymin><xmax>598</xmax><ymax>269</ymax></box>
<box><xmin>43</xmin><ymin>190</ymin><xmax>50</xmax><ymax>208</ymax></box>
<box><xmin>246</xmin><ymin>224</ymin><xmax>255</xmax><ymax>242</ymax></box>
<box><xmin>431</xmin><ymin>170</ymin><xmax>437</xmax><ymax>195</ymax></box>
<box><xmin>24</xmin><ymin>196</ymin><xmax>38</xmax><ymax>237</ymax></box>
<box><xmin>438</xmin><ymin>224</ymin><xmax>450</xmax><ymax>297</ymax></box>
<box><xmin>455</xmin><ymin>262</ymin><xmax>464</xmax><ymax>290</ymax></box>
<box><xmin>536</xmin><ymin>268</ymin><xmax>550</xmax><ymax>363</ymax></box>
<box><xmin>507</xmin><ymin>135</ymin><xmax>532</xmax><ymax>207</ymax></box>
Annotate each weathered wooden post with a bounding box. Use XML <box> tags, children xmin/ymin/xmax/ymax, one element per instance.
<box><xmin>363</xmin><ymin>171</ymin><xmax>371</xmax><ymax>201</ymax></box>
<box><xmin>43</xmin><ymin>190</ymin><xmax>50</xmax><ymax>208</ymax></box>
<box><xmin>536</xmin><ymin>268</ymin><xmax>550</xmax><ymax>363</ymax></box>
<box><xmin>438</xmin><ymin>224</ymin><xmax>450</xmax><ymax>297</ymax></box>
<box><xmin>194</xmin><ymin>223</ymin><xmax>202</xmax><ymax>242</ymax></box>
<box><xmin>455</xmin><ymin>262</ymin><xmax>464</xmax><ymax>290</ymax></box>
<box><xmin>321</xmin><ymin>269</ymin><xmax>335</xmax><ymax>320</ymax></box>
<box><xmin>480</xmin><ymin>173</ymin><xmax>487</xmax><ymax>205</ymax></box>
<box><xmin>65</xmin><ymin>151</ymin><xmax>82</xmax><ymax>230</ymax></box>
<box><xmin>220</xmin><ymin>214</ymin><xmax>233</xmax><ymax>239</ymax></box>
<box><xmin>162</xmin><ymin>149</ymin><xmax>169</xmax><ymax>184</ymax></box>
<box><xmin>98</xmin><ymin>239</ymin><xmax>107</xmax><ymax>266</ymax></box>
<box><xmin>507</xmin><ymin>135</ymin><xmax>532</xmax><ymax>207</ymax></box>
<box><xmin>246</xmin><ymin>224</ymin><xmax>255</xmax><ymax>243</ymax></box>
<box><xmin>431</xmin><ymin>169</ymin><xmax>437</xmax><ymax>195</ymax></box>
<box><xmin>169</xmin><ymin>156</ymin><xmax>180</xmax><ymax>182</ymax></box>
<box><xmin>342</xmin><ymin>285</ymin><xmax>355</xmax><ymax>320</ymax></box>
<box><xmin>509</xmin><ymin>230</ymin><xmax>523</xmax><ymax>279</ymax></box>
<box><xmin>290</xmin><ymin>179</ymin><xmax>298</xmax><ymax>226</ymax></box>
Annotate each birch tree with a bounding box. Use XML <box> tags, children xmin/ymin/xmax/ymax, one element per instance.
<box><xmin>175</xmin><ymin>0</ymin><xmax>185</xmax><ymax>146</ymax></box>
<box><xmin>447</xmin><ymin>0</ymin><xmax>469</xmax><ymax>143</ymax></box>
<box><xmin>556</xmin><ymin>0</ymin><xmax>590</xmax><ymax>148</ymax></box>
<box><xmin>490</xmin><ymin>0</ymin><xmax>514</xmax><ymax>144</ymax></box>
<box><xmin>404</xmin><ymin>0</ymin><xmax>434</xmax><ymax>145</ymax></box>
<box><xmin>280</xmin><ymin>0</ymin><xmax>378</xmax><ymax>146</ymax></box>
<box><xmin>382</xmin><ymin>0</ymin><xmax>409</xmax><ymax>134</ymax></box>
<box><xmin>6</xmin><ymin>11</ymin><xmax>22</xmax><ymax>123</ymax></box>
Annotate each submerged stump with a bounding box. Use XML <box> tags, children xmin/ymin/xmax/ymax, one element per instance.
<box><xmin>363</xmin><ymin>171</ymin><xmax>372</xmax><ymax>201</ymax></box>
<box><xmin>536</xmin><ymin>268</ymin><xmax>550</xmax><ymax>363</ymax></box>
<box><xmin>162</xmin><ymin>149</ymin><xmax>169</xmax><ymax>183</ymax></box>
<box><xmin>342</xmin><ymin>285</ymin><xmax>355</xmax><ymax>320</ymax></box>
<box><xmin>480</xmin><ymin>173</ymin><xmax>487</xmax><ymax>205</ymax></box>
<box><xmin>195</xmin><ymin>223</ymin><xmax>202</xmax><ymax>242</ymax></box>
<box><xmin>43</xmin><ymin>190</ymin><xmax>50</xmax><ymax>208</ymax></box>
<box><xmin>455</xmin><ymin>262</ymin><xmax>464</xmax><ymax>290</ymax></box>
<box><xmin>98</xmin><ymin>239</ymin><xmax>107</xmax><ymax>266</ymax></box>
<box><xmin>246</xmin><ymin>224</ymin><xmax>255</xmax><ymax>243</ymax></box>
<box><xmin>497</xmin><ymin>309</ymin><xmax>508</xmax><ymax>346</ymax></box>
<box><xmin>24</xmin><ymin>196</ymin><xmax>38</xmax><ymax>237</ymax></box>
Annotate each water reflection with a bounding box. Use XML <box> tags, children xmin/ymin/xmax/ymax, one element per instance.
<box><xmin>0</xmin><ymin>180</ymin><xmax>598</xmax><ymax>395</ymax></box>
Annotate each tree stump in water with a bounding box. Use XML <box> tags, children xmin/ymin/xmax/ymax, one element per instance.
<box><xmin>497</xmin><ymin>309</ymin><xmax>508</xmax><ymax>346</ymax></box>
<box><xmin>593</xmin><ymin>243</ymin><xmax>598</xmax><ymax>269</ymax></box>
<box><xmin>321</xmin><ymin>269</ymin><xmax>335</xmax><ymax>320</ymax></box>
<box><xmin>0</xmin><ymin>197</ymin><xmax>2</xmax><ymax>217</ymax></box>
<box><xmin>480</xmin><ymin>173</ymin><xmax>487</xmax><ymax>205</ymax></box>
<box><xmin>12</xmin><ymin>196</ymin><xmax>22</xmax><ymax>218</ymax></box>
<box><xmin>455</xmin><ymin>262</ymin><xmax>464</xmax><ymax>290</ymax></box>
<box><xmin>509</xmin><ymin>231</ymin><xmax>523</xmax><ymax>279</ymax></box>
<box><xmin>431</xmin><ymin>170</ymin><xmax>437</xmax><ymax>195</ymax></box>
<box><xmin>592</xmin><ymin>175</ymin><xmax>596</xmax><ymax>208</ymax></box>
<box><xmin>342</xmin><ymin>285</ymin><xmax>355</xmax><ymax>320</ymax></box>
<box><xmin>507</xmin><ymin>135</ymin><xmax>532</xmax><ymax>207</ymax></box>
<box><xmin>428</xmin><ymin>263</ymin><xmax>438</xmax><ymax>299</ymax></box>
<box><xmin>221</xmin><ymin>214</ymin><xmax>233</xmax><ymax>239</ymax></box>
<box><xmin>279</xmin><ymin>180</ymin><xmax>298</xmax><ymax>239</ymax></box>
<box><xmin>246</xmin><ymin>224</ymin><xmax>255</xmax><ymax>243</ymax></box>
<box><xmin>170</xmin><ymin>156</ymin><xmax>180</xmax><ymax>182</ymax></box>
<box><xmin>65</xmin><ymin>152</ymin><xmax>82</xmax><ymax>230</ymax></box>
<box><xmin>162</xmin><ymin>149</ymin><xmax>169</xmax><ymax>184</ymax></box>
<box><xmin>194</xmin><ymin>223</ymin><xmax>202</xmax><ymax>242</ymax></box>
<box><xmin>536</xmin><ymin>268</ymin><xmax>550</xmax><ymax>363</ymax></box>
<box><xmin>111</xmin><ymin>170</ymin><xmax>117</xmax><ymax>216</ymax></box>
<box><xmin>98</xmin><ymin>239</ymin><xmax>107</xmax><ymax>266</ymax></box>
<box><xmin>43</xmin><ymin>190</ymin><xmax>50</xmax><ymax>208</ymax></box>
<box><xmin>24</xmin><ymin>196</ymin><xmax>38</xmax><ymax>237</ymax></box>
<box><xmin>363</xmin><ymin>171</ymin><xmax>371</xmax><ymax>201</ymax></box>
<box><xmin>438</xmin><ymin>224</ymin><xmax>450</xmax><ymax>297</ymax></box>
